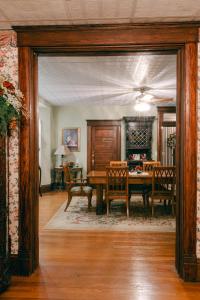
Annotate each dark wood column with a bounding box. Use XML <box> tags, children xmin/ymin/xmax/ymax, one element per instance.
<box><xmin>0</xmin><ymin>136</ymin><xmax>11</xmax><ymax>291</ymax></box>
<box><xmin>176</xmin><ymin>43</ymin><xmax>198</xmax><ymax>280</ymax></box>
<box><xmin>18</xmin><ymin>47</ymin><xmax>39</xmax><ymax>275</ymax></box>
<box><xmin>157</xmin><ymin>106</ymin><xmax>176</xmax><ymax>163</ymax></box>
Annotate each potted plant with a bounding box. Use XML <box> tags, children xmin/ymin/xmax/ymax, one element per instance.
<box><xmin>0</xmin><ymin>75</ymin><xmax>28</xmax><ymax>136</ymax></box>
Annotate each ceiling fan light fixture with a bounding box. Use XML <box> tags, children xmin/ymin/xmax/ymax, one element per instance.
<box><xmin>134</xmin><ymin>101</ymin><xmax>151</xmax><ymax>112</ymax></box>
<box><xmin>142</xmin><ymin>94</ymin><xmax>153</xmax><ymax>101</ymax></box>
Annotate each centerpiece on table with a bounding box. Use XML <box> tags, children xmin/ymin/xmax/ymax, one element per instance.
<box><xmin>0</xmin><ymin>75</ymin><xmax>29</xmax><ymax>136</ymax></box>
<box><xmin>135</xmin><ymin>165</ymin><xmax>143</xmax><ymax>174</ymax></box>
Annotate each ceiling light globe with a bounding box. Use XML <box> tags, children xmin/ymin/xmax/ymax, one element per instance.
<box><xmin>134</xmin><ymin>102</ymin><xmax>151</xmax><ymax>112</ymax></box>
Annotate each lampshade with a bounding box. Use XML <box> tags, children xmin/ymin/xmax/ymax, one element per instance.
<box><xmin>54</xmin><ymin>145</ymin><xmax>71</xmax><ymax>156</ymax></box>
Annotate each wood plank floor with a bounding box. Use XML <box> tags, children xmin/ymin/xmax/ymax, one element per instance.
<box><xmin>2</xmin><ymin>191</ymin><xmax>200</xmax><ymax>300</ymax></box>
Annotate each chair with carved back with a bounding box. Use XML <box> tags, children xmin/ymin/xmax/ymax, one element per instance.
<box><xmin>63</xmin><ymin>166</ymin><xmax>93</xmax><ymax>211</ymax></box>
<box><xmin>143</xmin><ymin>161</ymin><xmax>161</xmax><ymax>171</ymax></box>
<box><xmin>110</xmin><ymin>161</ymin><xmax>128</xmax><ymax>167</ymax></box>
<box><xmin>149</xmin><ymin>166</ymin><xmax>176</xmax><ymax>216</ymax></box>
<box><xmin>142</xmin><ymin>161</ymin><xmax>161</xmax><ymax>205</ymax></box>
<box><xmin>106</xmin><ymin>166</ymin><xmax>129</xmax><ymax>217</ymax></box>
<box><xmin>129</xmin><ymin>161</ymin><xmax>159</xmax><ymax>207</ymax></box>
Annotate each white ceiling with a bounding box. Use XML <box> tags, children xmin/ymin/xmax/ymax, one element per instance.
<box><xmin>38</xmin><ymin>54</ymin><xmax>176</xmax><ymax>106</ymax></box>
<box><xmin>0</xmin><ymin>0</ymin><xmax>200</xmax><ymax>29</ymax></box>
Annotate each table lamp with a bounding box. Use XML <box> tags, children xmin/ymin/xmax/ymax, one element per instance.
<box><xmin>54</xmin><ymin>145</ymin><xmax>71</xmax><ymax>167</ymax></box>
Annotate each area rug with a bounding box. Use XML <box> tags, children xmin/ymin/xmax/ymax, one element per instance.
<box><xmin>44</xmin><ymin>196</ymin><xmax>176</xmax><ymax>232</ymax></box>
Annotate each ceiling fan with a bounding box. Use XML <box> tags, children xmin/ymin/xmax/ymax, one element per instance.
<box><xmin>132</xmin><ymin>86</ymin><xmax>175</xmax><ymax>104</ymax></box>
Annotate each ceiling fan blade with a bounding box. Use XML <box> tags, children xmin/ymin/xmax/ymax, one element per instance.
<box><xmin>148</xmin><ymin>98</ymin><xmax>175</xmax><ymax>103</ymax></box>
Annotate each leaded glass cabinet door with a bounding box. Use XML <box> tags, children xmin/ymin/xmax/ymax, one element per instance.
<box><xmin>0</xmin><ymin>136</ymin><xmax>11</xmax><ymax>292</ymax></box>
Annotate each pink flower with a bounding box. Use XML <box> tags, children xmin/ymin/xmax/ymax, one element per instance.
<box><xmin>3</xmin><ymin>80</ymin><xmax>15</xmax><ymax>90</ymax></box>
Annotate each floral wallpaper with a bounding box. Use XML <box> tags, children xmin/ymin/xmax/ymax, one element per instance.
<box><xmin>0</xmin><ymin>30</ymin><xmax>19</xmax><ymax>254</ymax></box>
<box><xmin>1</xmin><ymin>30</ymin><xmax>200</xmax><ymax>258</ymax></box>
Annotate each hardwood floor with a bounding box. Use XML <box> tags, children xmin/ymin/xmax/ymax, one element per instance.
<box><xmin>2</xmin><ymin>192</ymin><xmax>200</xmax><ymax>299</ymax></box>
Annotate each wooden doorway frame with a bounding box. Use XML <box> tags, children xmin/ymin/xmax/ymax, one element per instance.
<box><xmin>13</xmin><ymin>23</ymin><xmax>199</xmax><ymax>280</ymax></box>
<box><xmin>157</xmin><ymin>106</ymin><xmax>176</xmax><ymax>163</ymax></box>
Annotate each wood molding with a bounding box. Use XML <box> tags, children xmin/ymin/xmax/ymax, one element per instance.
<box><xmin>183</xmin><ymin>256</ymin><xmax>198</xmax><ymax>281</ymax></box>
<box><xmin>180</xmin><ymin>43</ymin><xmax>197</xmax><ymax>280</ymax></box>
<box><xmin>86</xmin><ymin>120</ymin><xmax>121</xmax><ymax>126</ymax></box>
<box><xmin>0</xmin><ymin>136</ymin><xmax>11</xmax><ymax>291</ymax></box>
<box><xmin>157</xmin><ymin>106</ymin><xmax>176</xmax><ymax>161</ymax></box>
<box><xmin>14</xmin><ymin>23</ymin><xmax>199</xmax><ymax>280</ymax></box>
<box><xmin>157</xmin><ymin>106</ymin><xmax>176</xmax><ymax>113</ymax></box>
<box><xmin>162</xmin><ymin>121</ymin><xmax>176</xmax><ymax>127</ymax></box>
<box><xmin>196</xmin><ymin>259</ymin><xmax>200</xmax><ymax>281</ymax></box>
<box><xmin>13</xmin><ymin>23</ymin><xmax>200</xmax><ymax>48</ymax></box>
<box><xmin>123</xmin><ymin>116</ymin><xmax>155</xmax><ymax>122</ymax></box>
<box><xmin>18</xmin><ymin>47</ymin><xmax>39</xmax><ymax>275</ymax></box>
<box><xmin>10</xmin><ymin>254</ymin><xmax>20</xmax><ymax>276</ymax></box>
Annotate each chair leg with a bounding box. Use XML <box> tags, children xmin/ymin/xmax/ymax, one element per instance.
<box><xmin>107</xmin><ymin>199</ymin><xmax>110</xmax><ymax>216</ymax></box>
<box><xmin>146</xmin><ymin>195</ymin><xmax>149</xmax><ymax>207</ymax></box>
<box><xmin>151</xmin><ymin>198</ymin><xmax>154</xmax><ymax>217</ymax></box>
<box><xmin>142</xmin><ymin>194</ymin><xmax>146</xmax><ymax>207</ymax></box>
<box><xmin>172</xmin><ymin>197</ymin><xmax>175</xmax><ymax>216</ymax></box>
<box><xmin>64</xmin><ymin>194</ymin><xmax>72</xmax><ymax>211</ymax></box>
<box><xmin>126</xmin><ymin>199</ymin><xmax>129</xmax><ymax>217</ymax></box>
<box><xmin>88</xmin><ymin>192</ymin><xmax>92</xmax><ymax>210</ymax></box>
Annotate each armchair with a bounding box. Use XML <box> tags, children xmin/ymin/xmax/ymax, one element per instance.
<box><xmin>63</xmin><ymin>166</ymin><xmax>93</xmax><ymax>211</ymax></box>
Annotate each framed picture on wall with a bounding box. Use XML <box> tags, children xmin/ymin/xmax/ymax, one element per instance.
<box><xmin>62</xmin><ymin>128</ymin><xmax>80</xmax><ymax>152</ymax></box>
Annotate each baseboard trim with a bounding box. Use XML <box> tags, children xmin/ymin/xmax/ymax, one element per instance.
<box><xmin>197</xmin><ymin>258</ymin><xmax>200</xmax><ymax>281</ymax></box>
<box><xmin>182</xmin><ymin>255</ymin><xmax>198</xmax><ymax>281</ymax></box>
<box><xmin>10</xmin><ymin>254</ymin><xmax>35</xmax><ymax>276</ymax></box>
<box><xmin>41</xmin><ymin>184</ymin><xmax>51</xmax><ymax>193</ymax></box>
<box><xmin>10</xmin><ymin>254</ymin><xmax>20</xmax><ymax>275</ymax></box>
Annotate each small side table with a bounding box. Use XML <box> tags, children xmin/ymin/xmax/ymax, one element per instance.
<box><xmin>53</xmin><ymin>166</ymin><xmax>83</xmax><ymax>190</ymax></box>
<box><xmin>53</xmin><ymin>167</ymin><xmax>65</xmax><ymax>190</ymax></box>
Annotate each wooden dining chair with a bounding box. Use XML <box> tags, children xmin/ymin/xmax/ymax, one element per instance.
<box><xmin>63</xmin><ymin>166</ymin><xmax>93</xmax><ymax>211</ymax></box>
<box><xmin>143</xmin><ymin>161</ymin><xmax>161</xmax><ymax>171</ymax></box>
<box><xmin>149</xmin><ymin>166</ymin><xmax>176</xmax><ymax>216</ymax></box>
<box><xmin>128</xmin><ymin>161</ymin><xmax>157</xmax><ymax>208</ymax></box>
<box><xmin>110</xmin><ymin>161</ymin><xmax>128</xmax><ymax>167</ymax></box>
<box><xmin>141</xmin><ymin>161</ymin><xmax>161</xmax><ymax>205</ymax></box>
<box><xmin>106</xmin><ymin>166</ymin><xmax>129</xmax><ymax>217</ymax></box>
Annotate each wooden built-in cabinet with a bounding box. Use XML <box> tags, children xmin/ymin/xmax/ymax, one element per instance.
<box><xmin>124</xmin><ymin>117</ymin><xmax>155</xmax><ymax>169</ymax></box>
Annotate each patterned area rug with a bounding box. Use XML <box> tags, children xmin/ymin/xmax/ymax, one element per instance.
<box><xmin>45</xmin><ymin>196</ymin><xmax>176</xmax><ymax>232</ymax></box>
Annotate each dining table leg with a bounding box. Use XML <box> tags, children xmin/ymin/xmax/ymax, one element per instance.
<box><xmin>96</xmin><ymin>184</ymin><xmax>105</xmax><ymax>215</ymax></box>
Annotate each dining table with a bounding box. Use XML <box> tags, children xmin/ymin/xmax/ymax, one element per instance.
<box><xmin>87</xmin><ymin>170</ymin><xmax>152</xmax><ymax>214</ymax></box>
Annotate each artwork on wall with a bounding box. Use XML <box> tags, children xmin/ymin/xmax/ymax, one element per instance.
<box><xmin>62</xmin><ymin>127</ymin><xmax>80</xmax><ymax>152</ymax></box>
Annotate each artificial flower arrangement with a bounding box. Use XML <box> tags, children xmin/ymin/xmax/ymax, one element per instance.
<box><xmin>0</xmin><ymin>75</ymin><xmax>28</xmax><ymax>136</ymax></box>
<box><xmin>135</xmin><ymin>165</ymin><xmax>143</xmax><ymax>173</ymax></box>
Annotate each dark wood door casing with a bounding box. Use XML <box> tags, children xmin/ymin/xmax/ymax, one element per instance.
<box><xmin>18</xmin><ymin>48</ymin><xmax>39</xmax><ymax>275</ymax></box>
<box><xmin>0</xmin><ymin>136</ymin><xmax>11</xmax><ymax>291</ymax></box>
<box><xmin>87</xmin><ymin>120</ymin><xmax>121</xmax><ymax>172</ymax></box>
<box><xmin>157</xmin><ymin>106</ymin><xmax>176</xmax><ymax>163</ymax></box>
<box><xmin>12</xmin><ymin>23</ymin><xmax>199</xmax><ymax>281</ymax></box>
